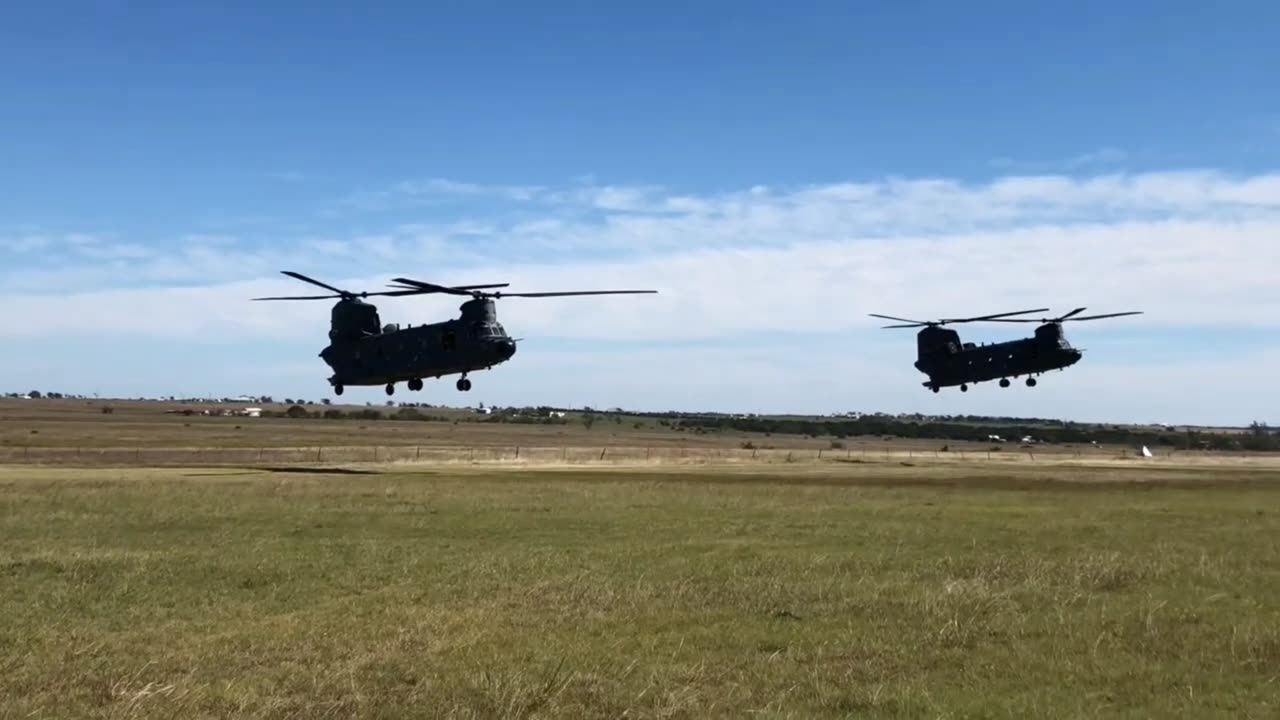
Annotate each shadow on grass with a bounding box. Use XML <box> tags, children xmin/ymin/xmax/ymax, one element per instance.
<box><xmin>182</xmin><ymin>466</ymin><xmax>382</xmax><ymax>477</ymax></box>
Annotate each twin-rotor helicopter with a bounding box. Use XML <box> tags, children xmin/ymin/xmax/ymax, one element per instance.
<box><xmin>252</xmin><ymin>271</ymin><xmax>657</xmax><ymax>396</ymax></box>
<box><xmin>868</xmin><ymin>307</ymin><xmax>1143</xmax><ymax>393</ymax></box>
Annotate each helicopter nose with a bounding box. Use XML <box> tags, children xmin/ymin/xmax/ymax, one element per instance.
<box><xmin>495</xmin><ymin>338</ymin><xmax>517</xmax><ymax>359</ymax></box>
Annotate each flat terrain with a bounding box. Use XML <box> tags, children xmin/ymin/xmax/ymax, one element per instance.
<box><xmin>3</xmin><ymin>459</ymin><xmax>1279</xmax><ymax>718</ymax></box>
<box><xmin>2</xmin><ymin>399</ymin><xmax>1277</xmax><ymax>717</ymax></box>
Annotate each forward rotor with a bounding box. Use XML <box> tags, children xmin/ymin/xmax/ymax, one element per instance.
<box><xmin>251</xmin><ymin>270</ymin><xmax>510</xmax><ymax>301</ymax></box>
<box><xmin>388</xmin><ymin>276</ymin><xmax>659</xmax><ymax>299</ymax></box>
<box><xmin>869</xmin><ymin>308</ymin><xmax>1051</xmax><ymax>329</ymax></box>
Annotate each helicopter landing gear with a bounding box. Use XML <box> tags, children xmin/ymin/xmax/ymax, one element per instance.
<box><xmin>960</xmin><ymin>384</ymin><xmax>968</xmax><ymax>392</ymax></box>
<box><xmin>999</xmin><ymin>378</ymin><xmax>1010</xmax><ymax>388</ymax></box>
<box><xmin>333</xmin><ymin>383</ymin><xmax>344</xmax><ymax>396</ymax></box>
<box><xmin>1026</xmin><ymin>377</ymin><xmax>1038</xmax><ymax>387</ymax></box>
<box><xmin>456</xmin><ymin>376</ymin><xmax>472</xmax><ymax>392</ymax></box>
<box><xmin>385</xmin><ymin>383</ymin><xmax>395</xmax><ymax>396</ymax></box>
<box><xmin>407</xmin><ymin>378</ymin><xmax>423</xmax><ymax>391</ymax></box>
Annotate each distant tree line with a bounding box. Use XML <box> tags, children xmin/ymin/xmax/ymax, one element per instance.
<box><xmin>252</xmin><ymin>402</ymin><xmax>1280</xmax><ymax>451</ymax></box>
<box><xmin>669</xmin><ymin>416</ymin><xmax>1280</xmax><ymax>452</ymax></box>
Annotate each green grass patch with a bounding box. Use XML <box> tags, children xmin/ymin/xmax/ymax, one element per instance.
<box><xmin>2</xmin><ymin>465</ymin><xmax>1278</xmax><ymax>718</ymax></box>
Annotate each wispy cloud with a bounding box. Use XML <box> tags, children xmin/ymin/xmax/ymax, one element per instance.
<box><xmin>3</xmin><ymin>168</ymin><xmax>1278</xmax><ymax>421</ymax></box>
<box><xmin>991</xmin><ymin>146</ymin><xmax>1131</xmax><ymax>173</ymax></box>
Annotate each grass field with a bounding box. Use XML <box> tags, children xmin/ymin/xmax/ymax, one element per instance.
<box><xmin>2</xmin><ymin>398</ymin><xmax>1278</xmax><ymax>717</ymax></box>
<box><xmin>3</xmin><ymin>459</ymin><xmax>1279</xmax><ymax>719</ymax></box>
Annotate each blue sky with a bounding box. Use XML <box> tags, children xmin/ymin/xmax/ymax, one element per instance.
<box><xmin>2</xmin><ymin>2</ymin><xmax>1278</xmax><ymax>425</ymax></box>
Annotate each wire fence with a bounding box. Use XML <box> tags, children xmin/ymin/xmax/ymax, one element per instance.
<box><xmin>1</xmin><ymin>443</ymin><xmax>1269</xmax><ymax>468</ymax></box>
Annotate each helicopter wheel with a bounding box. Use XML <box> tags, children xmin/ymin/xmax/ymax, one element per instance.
<box><xmin>385</xmin><ymin>383</ymin><xmax>395</xmax><ymax>396</ymax></box>
<box><xmin>407</xmin><ymin>378</ymin><xmax>423</xmax><ymax>391</ymax></box>
<box><xmin>333</xmin><ymin>384</ymin><xmax>344</xmax><ymax>396</ymax></box>
<box><xmin>999</xmin><ymin>378</ymin><xmax>1010</xmax><ymax>388</ymax></box>
<box><xmin>456</xmin><ymin>377</ymin><xmax>472</xmax><ymax>392</ymax></box>
<box><xmin>1026</xmin><ymin>377</ymin><xmax>1037</xmax><ymax>387</ymax></box>
<box><xmin>930</xmin><ymin>385</ymin><xmax>940</xmax><ymax>394</ymax></box>
<box><xmin>960</xmin><ymin>384</ymin><xmax>968</xmax><ymax>392</ymax></box>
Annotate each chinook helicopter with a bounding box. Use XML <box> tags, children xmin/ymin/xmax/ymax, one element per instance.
<box><xmin>870</xmin><ymin>307</ymin><xmax>1142</xmax><ymax>393</ymax></box>
<box><xmin>253</xmin><ymin>271</ymin><xmax>657</xmax><ymax>396</ymax></box>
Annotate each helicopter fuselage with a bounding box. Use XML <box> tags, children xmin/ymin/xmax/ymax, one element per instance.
<box><xmin>914</xmin><ymin>323</ymin><xmax>1083</xmax><ymax>392</ymax></box>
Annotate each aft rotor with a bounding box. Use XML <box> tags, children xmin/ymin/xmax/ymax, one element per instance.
<box><xmin>978</xmin><ymin>307</ymin><xmax>1144</xmax><ymax>324</ymax></box>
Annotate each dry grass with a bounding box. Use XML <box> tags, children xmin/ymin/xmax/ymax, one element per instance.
<box><xmin>2</xmin><ymin>460</ymin><xmax>1278</xmax><ymax>718</ymax></box>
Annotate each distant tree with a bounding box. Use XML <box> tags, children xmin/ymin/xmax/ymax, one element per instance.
<box><xmin>28</xmin><ymin>390</ymin><xmax>42</xmax><ymax>399</ymax></box>
<box><xmin>285</xmin><ymin>404</ymin><xmax>309</xmax><ymax>419</ymax></box>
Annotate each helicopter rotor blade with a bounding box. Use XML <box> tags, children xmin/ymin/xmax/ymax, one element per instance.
<box><xmin>1063</xmin><ymin>311</ymin><xmax>1143</xmax><ymax>322</ymax></box>
<box><xmin>868</xmin><ymin>313</ymin><xmax>928</xmax><ymax>326</ymax></box>
<box><xmin>251</xmin><ymin>293</ymin><xmax>344</xmax><ymax>301</ymax></box>
<box><xmin>389</xmin><ymin>277</ymin><xmax>477</xmax><ymax>296</ymax></box>
<box><xmin>391</xmin><ymin>279</ymin><xmax>658</xmax><ymax>299</ymax></box>
<box><xmin>280</xmin><ymin>270</ymin><xmax>349</xmax><ymax>296</ymax></box>
<box><xmin>938</xmin><ymin>308</ymin><xmax>1052</xmax><ymax>323</ymax></box>
<box><xmin>492</xmin><ymin>290</ymin><xmax>659</xmax><ymax>298</ymax></box>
